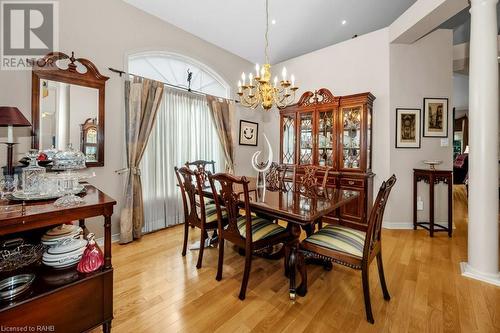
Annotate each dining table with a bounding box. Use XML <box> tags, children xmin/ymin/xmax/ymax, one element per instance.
<box><xmin>201</xmin><ymin>177</ymin><xmax>360</xmax><ymax>298</ymax></box>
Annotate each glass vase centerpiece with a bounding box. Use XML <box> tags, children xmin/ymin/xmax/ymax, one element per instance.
<box><xmin>51</xmin><ymin>144</ymin><xmax>86</xmax><ymax>207</ymax></box>
<box><xmin>21</xmin><ymin>149</ymin><xmax>46</xmax><ymax>197</ymax></box>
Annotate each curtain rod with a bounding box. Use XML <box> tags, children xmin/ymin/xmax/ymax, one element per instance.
<box><xmin>108</xmin><ymin>67</ymin><xmax>238</xmax><ymax>103</ymax></box>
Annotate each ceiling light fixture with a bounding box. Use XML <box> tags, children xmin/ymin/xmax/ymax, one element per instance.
<box><xmin>271</xmin><ymin>19</ymin><xmax>276</xmax><ymax>25</ymax></box>
<box><xmin>237</xmin><ymin>0</ymin><xmax>298</xmax><ymax>110</ymax></box>
<box><xmin>342</xmin><ymin>20</ymin><xmax>347</xmax><ymax>25</ymax></box>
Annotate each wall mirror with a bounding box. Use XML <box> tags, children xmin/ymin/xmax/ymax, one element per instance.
<box><xmin>31</xmin><ymin>52</ymin><xmax>109</xmax><ymax>167</ymax></box>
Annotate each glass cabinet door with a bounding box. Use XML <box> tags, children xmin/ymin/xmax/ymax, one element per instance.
<box><xmin>341</xmin><ymin>106</ymin><xmax>362</xmax><ymax>169</ymax></box>
<box><xmin>281</xmin><ymin>114</ymin><xmax>295</xmax><ymax>164</ymax></box>
<box><xmin>317</xmin><ymin>110</ymin><xmax>334</xmax><ymax>166</ymax></box>
<box><xmin>298</xmin><ymin>112</ymin><xmax>314</xmax><ymax>165</ymax></box>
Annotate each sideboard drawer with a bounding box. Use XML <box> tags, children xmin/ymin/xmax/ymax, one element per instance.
<box><xmin>340</xmin><ymin>178</ymin><xmax>364</xmax><ymax>188</ymax></box>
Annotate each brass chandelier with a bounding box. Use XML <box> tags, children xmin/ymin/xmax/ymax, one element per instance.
<box><xmin>237</xmin><ymin>0</ymin><xmax>298</xmax><ymax>110</ymax></box>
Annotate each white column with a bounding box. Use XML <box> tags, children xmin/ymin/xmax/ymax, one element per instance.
<box><xmin>56</xmin><ymin>83</ymin><xmax>71</xmax><ymax>150</ymax></box>
<box><xmin>460</xmin><ymin>0</ymin><xmax>500</xmax><ymax>286</ymax></box>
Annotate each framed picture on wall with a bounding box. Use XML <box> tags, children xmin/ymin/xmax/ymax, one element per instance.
<box><xmin>423</xmin><ymin>97</ymin><xmax>448</xmax><ymax>137</ymax></box>
<box><xmin>239</xmin><ymin>120</ymin><xmax>259</xmax><ymax>146</ymax></box>
<box><xmin>396</xmin><ymin>108</ymin><xmax>421</xmax><ymax>148</ymax></box>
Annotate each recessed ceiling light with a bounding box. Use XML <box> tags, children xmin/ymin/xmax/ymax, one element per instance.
<box><xmin>271</xmin><ymin>19</ymin><xmax>276</xmax><ymax>25</ymax></box>
<box><xmin>342</xmin><ymin>20</ymin><xmax>347</xmax><ymax>25</ymax></box>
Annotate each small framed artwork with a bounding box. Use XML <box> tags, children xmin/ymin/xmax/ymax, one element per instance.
<box><xmin>396</xmin><ymin>108</ymin><xmax>421</xmax><ymax>148</ymax></box>
<box><xmin>423</xmin><ymin>97</ymin><xmax>448</xmax><ymax>137</ymax></box>
<box><xmin>239</xmin><ymin>120</ymin><xmax>259</xmax><ymax>146</ymax></box>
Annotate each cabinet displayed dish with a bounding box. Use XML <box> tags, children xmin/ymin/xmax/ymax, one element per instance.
<box><xmin>41</xmin><ymin>224</ymin><xmax>83</xmax><ymax>246</ymax></box>
<box><xmin>41</xmin><ymin>225</ymin><xmax>87</xmax><ymax>269</ymax></box>
<box><xmin>42</xmin><ymin>248</ymin><xmax>86</xmax><ymax>269</ymax></box>
<box><xmin>0</xmin><ymin>274</ymin><xmax>35</xmax><ymax>301</ymax></box>
<box><xmin>42</xmin><ymin>237</ymin><xmax>87</xmax><ymax>269</ymax></box>
<box><xmin>0</xmin><ymin>239</ymin><xmax>44</xmax><ymax>272</ymax></box>
<box><xmin>9</xmin><ymin>184</ymin><xmax>85</xmax><ymax>201</ymax></box>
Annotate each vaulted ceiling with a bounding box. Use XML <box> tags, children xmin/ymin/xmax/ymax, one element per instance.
<box><xmin>123</xmin><ymin>0</ymin><xmax>417</xmax><ymax>64</ymax></box>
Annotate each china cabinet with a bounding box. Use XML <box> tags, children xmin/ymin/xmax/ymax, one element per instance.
<box><xmin>279</xmin><ymin>88</ymin><xmax>375</xmax><ymax>230</ymax></box>
<box><xmin>81</xmin><ymin>118</ymin><xmax>99</xmax><ymax>163</ymax></box>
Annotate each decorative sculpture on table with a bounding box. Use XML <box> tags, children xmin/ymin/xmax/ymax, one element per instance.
<box><xmin>77</xmin><ymin>233</ymin><xmax>104</xmax><ymax>274</ymax></box>
<box><xmin>52</xmin><ymin>143</ymin><xmax>86</xmax><ymax>207</ymax></box>
<box><xmin>251</xmin><ymin>133</ymin><xmax>273</xmax><ymax>194</ymax></box>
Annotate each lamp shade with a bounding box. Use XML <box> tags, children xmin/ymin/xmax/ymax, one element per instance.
<box><xmin>0</xmin><ymin>106</ymin><xmax>31</xmax><ymax>127</ymax></box>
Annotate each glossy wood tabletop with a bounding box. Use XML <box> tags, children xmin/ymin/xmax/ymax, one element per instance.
<box><xmin>0</xmin><ymin>184</ymin><xmax>116</xmax><ymax>235</ymax></box>
<box><xmin>203</xmin><ymin>178</ymin><xmax>359</xmax><ymax>225</ymax></box>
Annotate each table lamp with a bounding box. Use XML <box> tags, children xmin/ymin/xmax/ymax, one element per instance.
<box><xmin>0</xmin><ymin>107</ymin><xmax>31</xmax><ymax>175</ymax></box>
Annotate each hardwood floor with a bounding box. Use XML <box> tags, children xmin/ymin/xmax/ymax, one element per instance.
<box><xmin>97</xmin><ymin>185</ymin><xmax>500</xmax><ymax>332</ymax></box>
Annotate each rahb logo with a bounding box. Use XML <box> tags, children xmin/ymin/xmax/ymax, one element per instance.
<box><xmin>1</xmin><ymin>1</ymin><xmax>59</xmax><ymax>70</ymax></box>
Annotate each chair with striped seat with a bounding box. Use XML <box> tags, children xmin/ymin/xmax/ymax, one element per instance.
<box><xmin>175</xmin><ymin>166</ymin><xmax>227</xmax><ymax>269</ymax></box>
<box><xmin>291</xmin><ymin>175</ymin><xmax>397</xmax><ymax>324</ymax></box>
<box><xmin>186</xmin><ymin>160</ymin><xmax>216</xmax><ymax>205</ymax></box>
<box><xmin>208</xmin><ymin>173</ymin><xmax>293</xmax><ymax>300</ymax></box>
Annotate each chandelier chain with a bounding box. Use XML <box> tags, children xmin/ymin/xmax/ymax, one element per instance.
<box><xmin>265</xmin><ymin>0</ymin><xmax>269</xmax><ymax>64</ymax></box>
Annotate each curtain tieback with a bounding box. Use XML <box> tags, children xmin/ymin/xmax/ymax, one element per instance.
<box><xmin>115</xmin><ymin>167</ymin><xmax>141</xmax><ymax>175</ymax></box>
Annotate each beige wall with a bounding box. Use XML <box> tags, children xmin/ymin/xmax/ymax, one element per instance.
<box><xmin>388</xmin><ymin>29</ymin><xmax>454</xmax><ymax>227</ymax></box>
<box><xmin>273</xmin><ymin>28</ymin><xmax>392</xmax><ymax>192</ymax></box>
<box><xmin>0</xmin><ymin>0</ymin><xmax>265</xmax><ymax>238</ymax></box>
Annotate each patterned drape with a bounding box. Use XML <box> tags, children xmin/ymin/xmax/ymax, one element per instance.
<box><xmin>207</xmin><ymin>96</ymin><xmax>235</xmax><ymax>173</ymax></box>
<box><xmin>140</xmin><ymin>89</ymin><xmax>225</xmax><ymax>233</ymax></box>
<box><xmin>120</xmin><ymin>77</ymin><xmax>164</xmax><ymax>243</ymax></box>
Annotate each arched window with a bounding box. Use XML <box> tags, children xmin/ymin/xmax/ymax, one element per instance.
<box><xmin>128</xmin><ymin>52</ymin><xmax>228</xmax><ymax>233</ymax></box>
<box><xmin>128</xmin><ymin>52</ymin><xmax>229</xmax><ymax>98</ymax></box>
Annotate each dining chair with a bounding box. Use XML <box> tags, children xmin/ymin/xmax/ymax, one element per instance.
<box><xmin>185</xmin><ymin>160</ymin><xmax>216</xmax><ymax>189</ymax></box>
<box><xmin>174</xmin><ymin>166</ymin><xmax>226</xmax><ymax>269</ymax></box>
<box><xmin>293</xmin><ymin>165</ymin><xmax>332</xmax><ymax>233</ymax></box>
<box><xmin>296</xmin><ymin>165</ymin><xmax>331</xmax><ymax>196</ymax></box>
<box><xmin>291</xmin><ymin>174</ymin><xmax>397</xmax><ymax>324</ymax></box>
<box><xmin>265</xmin><ymin>162</ymin><xmax>289</xmax><ymax>191</ymax></box>
<box><xmin>185</xmin><ymin>159</ymin><xmax>217</xmax><ymax>210</ymax></box>
<box><xmin>208</xmin><ymin>173</ymin><xmax>293</xmax><ymax>300</ymax></box>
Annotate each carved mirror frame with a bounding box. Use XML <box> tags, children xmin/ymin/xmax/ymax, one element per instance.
<box><xmin>31</xmin><ymin>52</ymin><xmax>109</xmax><ymax>167</ymax></box>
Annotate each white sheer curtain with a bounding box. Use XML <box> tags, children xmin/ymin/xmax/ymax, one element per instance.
<box><xmin>140</xmin><ymin>88</ymin><xmax>225</xmax><ymax>233</ymax></box>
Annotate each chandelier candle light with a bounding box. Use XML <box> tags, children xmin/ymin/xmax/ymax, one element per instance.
<box><xmin>237</xmin><ymin>0</ymin><xmax>298</xmax><ymax>110</ymax></box>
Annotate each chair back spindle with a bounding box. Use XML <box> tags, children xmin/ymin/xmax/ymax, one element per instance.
<box><xmin>209</xmin><ymin>173</ymin><xmax>254</xmax><ymax>244</ymax></box>
<box><xmin>185</xmin><ymin>160</ymin><xmax>216</xmax><ymax>188</ymax></box>
<box><xmin>175</xmin><ymin>166</ymin><xmax>207</xmax><ymax>224</ymax></box>
<box><xmin>296</xmin><ymin>165</ymin><xmax>331</xmax><ymax>196</ymax></box>
<box><xmin>265</xmin><ymin>162</ymin><xmax>289</xmax><ymax>191</ymax></box>
<box><xmin>363</xmin><ymin>175</ymin><xmax>397</xmax><ymax>259</ymax></box>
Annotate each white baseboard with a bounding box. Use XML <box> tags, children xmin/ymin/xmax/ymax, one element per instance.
<box><xmin>382</xmin><ymin>221</ymin><xmax>414</xmax><ymax>229</ymax></box>
<box><xmin>382</xmin><ymin>221</ymin><xmax>454</xmax><ymax>230</ymax></box>
<box><xmin>96</xmin><ymin>233</ymin><xmax>121</xmax><ymax>246</ymax></box>
<box><xmin>460</xmin><ymin>262</ymin><xmax>500</xmax><ymax>287</ymax></box>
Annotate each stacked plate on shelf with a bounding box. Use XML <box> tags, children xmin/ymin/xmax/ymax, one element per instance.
<box><xmin>41</xmin><ymin>225</ymin><xmax>87</xmax><ymax>269</ymax></box>
<box><xmin>41</xmin><ymin>224</ymin><xmax>82</xmax><ymax>246</ymax></box>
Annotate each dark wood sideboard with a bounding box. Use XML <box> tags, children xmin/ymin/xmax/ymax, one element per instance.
<box><xmin>0</xmin><ymin>185</ymin><xmax>116</xmax><ymax>333</ymax></box>
<box><xmin>280</xmin><ymin>88</ymin><xmax>375</xmax><ymax>231</ymax></box>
